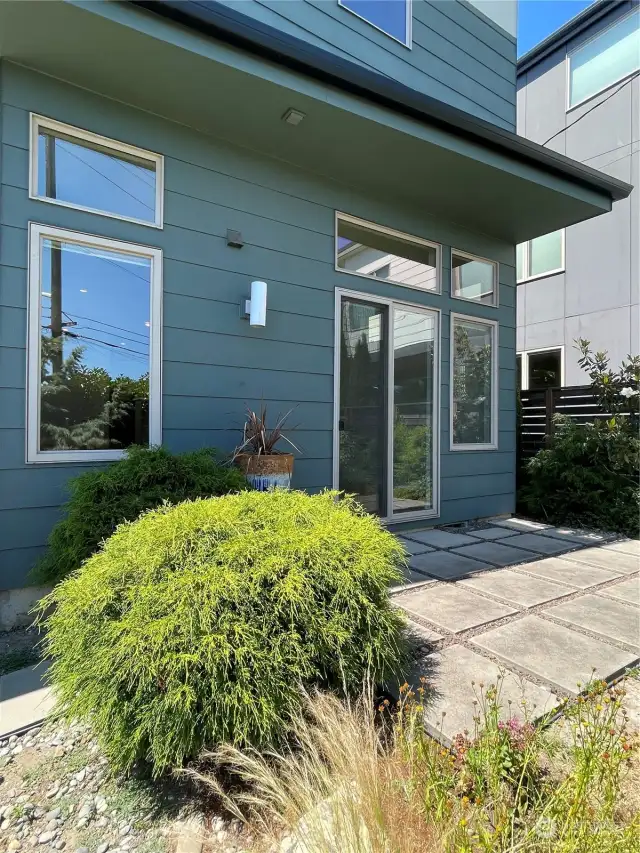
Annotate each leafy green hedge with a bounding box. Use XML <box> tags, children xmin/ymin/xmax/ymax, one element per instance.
<box><xmin>520</xmin><ymin>416</ymin><xmax>639</xmax><ymax>538</ymax></box>
<box><xmin>35</xmin><ymin>446</ymin><xmax>248</xmax><ymax>584</ymax></box>
<box><xmin>38</xmin><ymin>490</ymin><xmax>406</xmax><ymax>776</ymax></box>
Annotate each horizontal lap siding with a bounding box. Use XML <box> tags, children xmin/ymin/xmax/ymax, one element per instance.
<box><xmin>0</xmin><ymin>63</ymin><xmax>516</xmax><ymax>588</ymax></box>
<box><xmin>214</xmin><ymin>0</ymin><xmax>516</xmax><ymax>130</ymax></box>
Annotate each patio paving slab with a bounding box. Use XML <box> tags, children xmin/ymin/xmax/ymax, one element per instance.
<box><xmin>598</xmin><ymin>577</ymin><xmax>639</xmax><ymax>605</ymax></box>
<box><xmin>500</xmin><ymin>533</ymin><xmax>577</xmax><ymax>556</ymax></box>
<box><xmin>471</xmin><ymin>615</ymin><xmax>639</xmax><ymax>695</ymax></box>
<box><xmin>396</xmin><ymin>537</ymin><xmax>437</xmax><ymax>556</ymax></box>
<box><xmin>406</xmin><ymin>619</ymin><xmax>444</xmax><ymax>644</ymax></box>
<box><xmin>0</xmin><ymin>661</ymin><xmax>54</xmax><ymax>738</ymax></box>
<box><xmin>391</xmin><ymin>562</ymin><xmax>437</xmax><ymax>590</ymax></box>
<box><xmin>413</xmin><ymin>644</ymin><xmax>559</xmax><ymax>743</ymax></box>
<box><xmin>459</xmin><ymin>569</ymin><xmax>573</xmax><ymax>608</ymax></box>
<box><xmin>563</xmin><ymin>547</ymin><xmax>640</xmax><ymax>575</ymax></box>
<box><xmin>450</xmin><ymin>541</ymin><xmax>541</xmax><ymax>567</ymax></box>
<box><xmin>409</xmin><ymin>550</ymin><xmax>493</xmax><ymax>580</ymax></box>
<box><xmin>601</xmin><ymin>539</ymin><xmax>640</xmax><ymax>558</ymax></box>
<box><xmin>488</xmin><ymin>517</ymin><xmax>551</xmax><ymax>532</ymax></box>
<box><xmin>466</xmin><ymin>527</ymin><xmax>518</xmax><ymax>541</ymax></box>
<box><xmin>539</xmin><ymin>527</ymin><xmax>612</xmax><ymax>546</ymax></box>
<box><xmin>519</xmin><ymin>556</ymin><xmax>622</xmax><ymax>589</ymax></box>
<box><xmin>545</xmin><ymin>594</ymin><xmax>640</xmax><ymax>650</ymax></box>
<box><xmin>404</xmin><ymin>529</ymin><xmax>480</xmax><ymax>548</ymax></box>
<box><xmin>398</xmin><ymin>583</ymin><xmax>516</xmax><ymax>634</ymax></box>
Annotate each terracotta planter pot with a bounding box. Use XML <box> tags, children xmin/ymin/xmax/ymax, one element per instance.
<box><xmin>235</xmin><ymin>453</ymin><xmax>294</xmax><ymax>491</ymax></box>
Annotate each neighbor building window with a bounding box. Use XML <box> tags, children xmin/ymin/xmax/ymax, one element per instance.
<box><xmin>338</xmin><ymin>0</ymin><xmax>411</xmax><ymax>46</ymax></box>
<box><xmin>518</xmin><ymin>348</ymin><xmax>564</xmax><ymax>390</ymax></box>
<box><xmin>27</xmin><ymin>224</ymin><xmax>162</xmax><ymax>463</ymax></box>
<box><xmin>336</xmin><ymin>213</ymin><xmax>439</xmax><ymax>292</ymax></box>
<box><xmin>451</xmin><ymin>250</ymin><xmax>498</xmax><ymax>305</ymax></box>
<box><xmin>451</xmin><ymin>314</ymin><xmax>497</xmax><ymax>450</ymax></box>
<box><xmin>516</xmin><ymin>230</ymin><xmax>564</xmax><ymax>282</ymax></box>
<box><xmin>30</xmin><ymin>115</ymin><xmax>164</xmax><ymax>227</ymax></box>
<box><xmin>568</xmin><ymin>11</ymin><xmax>639</xmax><ymax>108</ymax></box>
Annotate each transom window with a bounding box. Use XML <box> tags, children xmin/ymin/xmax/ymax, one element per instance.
<box><xmin>27</xmin><ymin>224</ymin><xmax>162</xmax><ymax>463</ymax></box>
<box><xmin>451</xmin><ymin>249</ymin><xmax>498</xmax><ymax>306</ymax></box>
<box><xmin>450</xmin><ymin>314</ymin><xmax>498</xmax><ymax>450</ymax></box>
<box><xmin>336</xmin><ymin>213</ymin><xmax>440</xmax><ymax>293</ymax></box>
<box><xmin>30</xmin><ymin>115</ymin><xmax>164</xmax><ymax>227</ymax></box>
<box><xmin>517</xmin><ymin>230</ymin><xmax>564</xmax><ymax>282</ymax></box>
<box><xmin>338</xmin><ymin>0</ymin><xmax>411</xmax><ymax>46</ymax></box>
<box><xmin>568</xmin><ymin>11</ymin><xmax>639</xmax><ymax>108</ymax></box>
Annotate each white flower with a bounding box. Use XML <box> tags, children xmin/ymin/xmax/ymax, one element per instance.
<box><xmin>620</xmin><ymin>387</ymin><xmax>639</xmax><ymax>398</ymax></box>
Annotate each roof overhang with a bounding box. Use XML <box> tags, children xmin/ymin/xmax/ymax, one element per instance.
<box><xmin>0</xmin><ymin>0</ymin><xmax>632</xmax><ymax>243</ymax></box>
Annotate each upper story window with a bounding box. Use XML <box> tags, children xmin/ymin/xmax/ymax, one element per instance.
<box><xmin>336</xmin><ymin>213</ymin><xmax>440</xmax><ymax>293</ymax></box>
<box><xmin>517</xmin><ymin>230</ymin><xmax>564</xmax><ymax>283</ymax></box>
<box><xmin>568</xmin><ymin>11</ymin><xmax>639</xmax><ymax>108</ymax></box>
<box><xmin>27</xmin><ymin>224</ymin><xmax>162</xmax><ymax>463</ymax></box>
<box><xmin>451</xmin><ymin>249</ymin><xmax>498</xmax><ymax>306</ymax></box>
<box><xmin>338</xmin><ymin>0</ymin><xmax>412</xmax><ymax>47</ymax></box>
<box><xmin>30</xmin><ymin>115</ymin><xmax>164</xmax><ymax>228</ymax></box>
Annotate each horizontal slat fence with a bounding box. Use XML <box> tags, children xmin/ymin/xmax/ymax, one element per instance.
<box><xmin>518</xmin><ymin>385</ymin><xmax>613</xmax><ymax>462</ymax></box>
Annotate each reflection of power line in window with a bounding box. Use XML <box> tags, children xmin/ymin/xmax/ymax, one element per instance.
<box><xmin>114</xmin><ymin>157</ymin><xmax>156</xmax><ymax>189</ymax></box>
<box><xmin>72</xmin><ymin>324</ymin><xmax>149</xmax><ymax>348</ymax></box>
<box><xmin>101</xmin><ymin>256</ymin><xmax>151</xmax><ymax>283</ymax></box>
<box><xmin>63</xmin><ymin>329</ymin><xmax>148</xmax><ymax>358</ymax></box>
<box><xmin>44</xmin><ymin>311</ymin><xmax>149</xmax><ymax>344</ymax></box>
<box><xmin>57</xmin><ymin>141</ymin><xmax>154</xmax><ymax>211</ymax></box>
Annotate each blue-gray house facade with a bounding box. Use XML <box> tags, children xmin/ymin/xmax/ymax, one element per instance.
<box><xmin>0</xmin><ymin>0</ymin><xmax>632</xmax><ymax>596</ymax></box>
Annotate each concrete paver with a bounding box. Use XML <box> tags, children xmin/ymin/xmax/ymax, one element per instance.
<box><xmin>451</xmin><ymin>540</ymin><xmax>540</xmax><ymax>567</ymax></box>
<box><xmin>471</xmin><ymin>615</ymin><xmax>638</xmax><ymax>695</ymax></box>
<box><xmin>397</xmin><ymin>537</ymin><xmax>436</xmax><ymax>556</ymax></box>
<box><xmin>601</xmin><ymin>539</ymin><xmax>640</xmax><ymax>558</ymax></box>
<box><xmin>563</xmin><ymin>547</ymin><xmax>640</xmax><ymax>575</ymax></box>
<box><xmin>459</xmin><ymin>568</ymin><xmax>572</xmax><ymax>608</ymax></box>
<box><xmin>488</xmin><ymin>517</ymin><xmax>551</xmax><ymax>532</ymax></box>
<box><xmin>466</xmin><ymin>527</ymin><xmax>518</xmax><ymax>541</ymax></box>
<box><xmin>598</xmin><ymin>577</ymin><xmax>639</xmax><ymax>605</ymax></box>
<box><xmin>409</xmin><ymin>550</ymin><xmax>493</xmax><ymax>580</ymax></box>
<box><xmin>391</xmin><ymin>563</ymin><xmax>437</xmax><ymax>590</ymax></box>
<box><xmin>398</xmin><ymin>583</ymin><xmax>515</xmax><ymax>634</ymax></box>
<box><xmin>540</xmin><ymin>527</ymin><xmax>612</xmax><ymax>546</ymax></box>
<box><xmin>406</xmin><ymin>619</ymin><xmax>444</xmax><ymax>644</ymax></box>
<box><xmin>0</xmin><ymin>661</ymin><xmax>53</xmax><ymax>737</ymax></box>
<box><xmin>405</xmin><ymin>529</ymin><xmax>480</xmax><ymax>548</ymax></box>
<box><xmin>545</xmin><ymin>594</ymin><xmax>640</xmax><ymax>650</ymax></box>
<box><xmin>519</xmin><ymin>556</ymin><xmax>622</xmax><ymax>589</ymax></box>
<box><xmin>501</xmin><ymin>533</ymin><xmax>577</xmax><ymax>556</ymax></box>
<box><xmin>413</xmin><ymin>644</ymin><xmax>559</xmax><ymax>743</ymax></box>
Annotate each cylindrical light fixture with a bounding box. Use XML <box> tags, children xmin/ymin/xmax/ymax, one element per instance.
<box><xmin>249</xmin><ymin>280</ymin><xmax>267</xmax><ymax>327</ymax></box>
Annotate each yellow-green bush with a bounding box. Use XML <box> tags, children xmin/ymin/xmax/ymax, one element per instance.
<box><xmin>38</xmin><ymin>490</ymin><xmax>406</xmax><ymax>776</ymax></box>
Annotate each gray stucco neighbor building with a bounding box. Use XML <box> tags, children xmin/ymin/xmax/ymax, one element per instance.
<box><xmin>516</xmin><ymin>0</ymin><xmax>639</xmax><ymax>389</ymax></box>
<box><xmin>0</xmin><ymin>0</ymin><xmax>632</xmax><ymax>595</ymax></box>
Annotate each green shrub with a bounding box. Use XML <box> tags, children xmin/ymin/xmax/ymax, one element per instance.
<box><xmin>38</xmin><ymin>490</ymin><xmax>406</xmax><ymax>776</ymax></box>
<box><xmin>35</xmin><ymin>446</ymin><xmax>248</xmax><ymax>584</ymax></box>
<box><xmin>520</xmin><ymin>416</ymin><xmax>640</xmax><ymax>537</ymax></box>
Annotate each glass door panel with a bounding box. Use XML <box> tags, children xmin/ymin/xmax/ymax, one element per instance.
<box><xmin>338</xmin><ymin>297</ymin><xmax>388</xmax><ymax>515</ymax></box>
<box><xmin>392</xmin><ymin>307</ymin><xmax>435</xmax><ymax>516</ymax></box>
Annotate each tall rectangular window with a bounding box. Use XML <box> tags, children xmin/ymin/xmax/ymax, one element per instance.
<box><xmin>338</xmin><ymin>0</ymin><xmax>411</xmax><ymax>46</ymax></box>
<box><xmin>451</xmin><ymin>314</ymin><xmax>497</xmax><ymax>450</ymax></box>
<box><xmin>30</xmin><ymin>115</ymin><xmax>164</xmax><ymax>227</ymax></box>
<box><xmin>451</xmin><ymin>249</ymin><xmax>498</xmax><ymax>305</ymax></box>
<box><xmin>27</xmin><ymin>224</ymin><xmax>162</xmax><ymax>463</ymax></box>
<box><xmin>516</xmin><ymin>230</ymin><xmax>564</xmax><ymax>282</ymax></box>
<box><xmin>336</xmin><ymin>213</ymin><xmax>440</xmax><ymax>293</ymax></box>
<box><xmin>569</xmin><ymin>12</ymin><xmax>639</xmax><ymax>108</ymax></box>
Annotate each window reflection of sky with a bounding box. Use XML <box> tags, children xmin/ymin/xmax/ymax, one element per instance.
<box><xmin>340</xmin><ymin>0</ymin><xmax>408</xmax><ymax>43</ymax></box>
<box><xmin>41</xmin><ymin>240</ymin><xmax>151</xmax><ymax>381</ymax></box>
<box><xmin>38</xmin><ymin>133</ymin><xmax>156</xmax><ymax>223</ymax></box>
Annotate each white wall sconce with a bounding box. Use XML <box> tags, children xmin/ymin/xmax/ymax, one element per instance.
<box><xmin>242</xmin><ymin>280</ymin><xmax>268</xmax><ymax>327</ymax></box>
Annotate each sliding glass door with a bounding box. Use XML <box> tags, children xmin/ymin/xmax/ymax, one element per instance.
<box><xmin>336</xmin><ymin>292</ymin><xmax>438</xmax><ymax>520</ymax></box>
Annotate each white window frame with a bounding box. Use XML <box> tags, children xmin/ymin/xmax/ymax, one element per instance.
<box><xmin>333</xmin><ymin>287</ymin><xmax>441</xmax><ymax>522</ymax></box>
<box><xmin>26</xmin><ymin>223</ymin><xmax>163</xmax><ymax>464</ymax></box>
<box><xmin>335</xmin><ymin>212</ymin><xmax>441</xmax><ymax>294</ymax></box>
<box><xmin>450</xmin><ymin>248</ymin><xmax>499</xmax><ymax>307</ymax></box>
<box><xmin>566</xmin><ymin>9</ymin><xmax>640</xmax><ymax>111</ymax></box>
<box><xmin>517</xmin><ymin>346</ymin><xmax>565</xmax><ymax>391</ymax></box>
<box><xmin>338</xmin><ymin>0</ymin><xmax>412</xmax><ymax>48</ymax></box>
<box><xmin>29</xmin><ymin>114</ymin><xmax>164</xmax><ymax>229</ymax></box>
<box><xmin>450</xmin><ymin>312</ymin><xmax>499</xmax><ymax>452</ymax></box>
<box><xmin>516</xmin><ymin>229</ymin><xmax>565</xmax><ymax>284</ymax></box>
